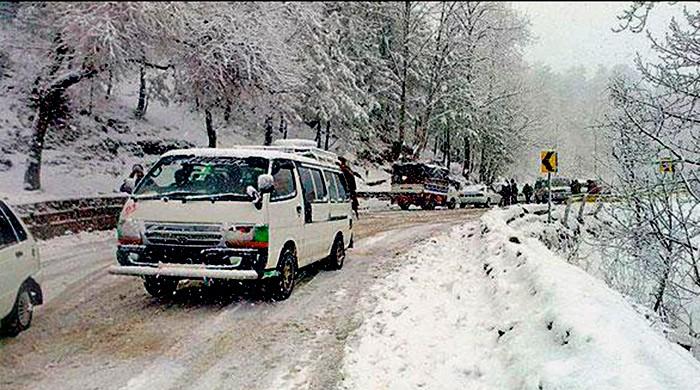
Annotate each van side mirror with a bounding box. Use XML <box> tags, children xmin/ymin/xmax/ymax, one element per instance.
<box><xmin>258</xmin><ymin>174</ymin><xmax>274</xmax><ymax>194</ymax></box>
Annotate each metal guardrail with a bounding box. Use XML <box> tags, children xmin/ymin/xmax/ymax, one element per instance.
<box><xmin>13</xmin><ymin>195</ymin><xmax>128</xmax><ymax>240</ymax></box>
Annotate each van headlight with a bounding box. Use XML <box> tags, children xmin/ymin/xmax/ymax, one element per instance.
<box><xmin>224</xmin><ymin>224</ymin><xmax>269</xmax><ymax>249</ymax></box>
<box><xmin>117</xmin><ymin>218</ymin><xmax>143</xmax><ymax>245</ymax></box>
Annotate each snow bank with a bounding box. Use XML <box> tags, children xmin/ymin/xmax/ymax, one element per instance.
<box><xmin>341</xmin><ymin>207</ymin><xmax>700</xmax><ymax>389</ymax></box>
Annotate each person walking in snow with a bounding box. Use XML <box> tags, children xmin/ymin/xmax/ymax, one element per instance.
<box><xmin>338</xmin><ymin>156</ymin><xmax>359</xmax><ymax>219</ymax></box>
<box><xmin>523</xmin><ymin>182</ymin><xmax>533</xmax><ymax>204</ymax></box>
<box><xmin>499</xmin><ymin>182</ymin><xmax>510</xmax><ymax>207</ymax></box>
<box><xmin>510</xmin><ymin>179</ymin><xmax>518</xmax><ymax>205</ymax></box>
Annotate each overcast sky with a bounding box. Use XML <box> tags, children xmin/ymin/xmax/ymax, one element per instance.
<box><xmin>510</xmin><ymin>2</ymin><xmax>696</xmax><ymax>74</ymax></box>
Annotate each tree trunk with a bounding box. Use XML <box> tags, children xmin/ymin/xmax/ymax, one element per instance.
<box><xmin>393</xmin><ymin>1</ymin><xmax>411</xmax><ymax>161</ymax></box>
<box><xmin>279</xmin><ymin>114</ymin><xmax>288</xmax><ymax>139</ymax></box>
<box><xmin>264</xmin><ymin>114</ymin><xmax>274</xmax><ymax>146</ymax></box>
<box><xmin>463</xmin><ymin>134</ymin><xmax>470</xmax><ymax>177</ymax></box>
<box><xmin>205</xmin><ymin>109</ymin><xmax>216</xmax><ymax>147</ymax></box>
<box><xmin>224</xmin><ymin>99</ymin><xmax>231</xmax><ymax>123</ymax></box>
<box><xmin>106</xmin><ymin>69</ymin><xmax>113</xmax><ymax>99</ymax></box>
<box><xmin>23</xmin><ymin>101</ymin><xmax>51</xmax><ymax>191</ymax></box>
<box><xmin>445</xmin><ymin>127</ymin><xmax>451</xmax><ymax>169</ymax></box>
<box><xmin>315</xmin><ymin>121</ymin><xmax>322</xmax><ymax>148</ymax></box>
<box><xmin>88</xmin><ymin>80</ymin><xmax>94</xmax><ymax>115</ymax></box>
<box><xmin>24</xmin><ymin>68</ymin><xmax>98</xmax><ymax>190</ymax></box>
<box><xmin>324</xmin><ymin>120</ymin><xmax>331</xmax><ymax>150</ymax></box>
<box><xmin>653</xmin><ymin>259</ymin><xmax>671</xmax><ymax>312</ymax></box>
<box><xmin>479</xmin><ymin>147</ymin><xmax>487</xmax><ymax>183</ymax></box>
<box><xmin>135</xmin><ymin>64</ymin><xmax>147</xmax><ymax>118</ymax></box>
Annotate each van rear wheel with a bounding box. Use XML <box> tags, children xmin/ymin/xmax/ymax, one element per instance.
<box><xmin>326</xmin><ymin>238</ymin><xmax>345</xmax><ymax>270</ymax></box>
<box><xmin>143</xmin><ymin>276</ymin><xmax>178</xmax><ymax>298</ymax></box>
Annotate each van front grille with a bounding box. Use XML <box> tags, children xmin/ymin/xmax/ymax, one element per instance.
<box><xmin>144</xmin><ymin>222</ymin><xmax>223</xmax><ymax>247</ymax></box>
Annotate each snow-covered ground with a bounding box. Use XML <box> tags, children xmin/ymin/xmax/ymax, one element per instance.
<box><xmin>341</xmin><ymin>207</ymin><xmax>700</xmax><ymax>389</ymax></box>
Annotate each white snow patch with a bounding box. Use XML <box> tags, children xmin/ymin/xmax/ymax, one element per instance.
<box><xmin>341</xmin><ymin>208</ymin><xmax>700</xmax><ymax>389</ymax></box>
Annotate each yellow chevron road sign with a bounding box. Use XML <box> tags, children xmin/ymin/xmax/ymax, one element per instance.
<box><xmin>540</xmin><ymin>150</ymin><xmax>558</xmax><ymax>174</ymax></box>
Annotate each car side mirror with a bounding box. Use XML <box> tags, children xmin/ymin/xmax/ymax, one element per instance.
<box><xmin>258</xmin><ymin>174</ymin><xmax>274</xmax><ymax>194</ymax></box>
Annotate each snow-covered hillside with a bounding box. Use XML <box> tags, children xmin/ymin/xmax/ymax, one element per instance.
<box><xmin>341</xmin><ymin>207</ymin><xmax>700</xmax><ymax>389</ymax></box>
<box><xmin>0</xmin><ymin>31</ymin><xmax>379</xmax><ymax>203</ymax></box>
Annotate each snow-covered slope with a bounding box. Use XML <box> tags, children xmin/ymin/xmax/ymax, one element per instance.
<box><xmin>341</xmin><ymin>208</ymin><xmax>700</xmax><ymax>389</ymax></box>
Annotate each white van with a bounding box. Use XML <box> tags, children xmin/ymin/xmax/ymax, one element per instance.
<box><xmin>109</xmin><ymin>142</ymin><xmax>354</xmax><ymax>301</ymax></box>
<box><xmin>1</xmin><ymin>200</ymin><xmax>43</xmax><ymax>336</ymax></box>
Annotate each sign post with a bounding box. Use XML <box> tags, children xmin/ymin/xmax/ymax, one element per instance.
<box><xmin>540</xmin><ymin>150</ymin><xmax>558</xmax><ymax>223</ymax></box>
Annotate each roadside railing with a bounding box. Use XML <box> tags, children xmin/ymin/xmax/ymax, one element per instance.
<box><xmin>12</xmin><ymin>195</ymin><xmax>128</xmax><ymax>240</ymax></box>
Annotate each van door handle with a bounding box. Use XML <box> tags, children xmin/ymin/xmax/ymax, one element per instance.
<box><xmin>15</xmin><ymin>251</ymin><xmax>23</xmax><ymax>258</ymax></box>
<box><xmin>296</xmin><ymin>205</ymin><xmax>302</xmax><ymax>215</ymax></box>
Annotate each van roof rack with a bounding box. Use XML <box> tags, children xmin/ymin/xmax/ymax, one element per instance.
<box><xmin>244</xmin><ymin>139</ymin><xmax>340</xmax><ymax>165</ymax></box>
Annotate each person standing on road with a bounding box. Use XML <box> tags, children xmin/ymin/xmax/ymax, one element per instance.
<box><xmin>499</xmin><ymin>182</ymin><xmax>510</xmax><ymax>207</ymax></box>
<box><xmin>120</xmin><ymin>164</ymin><xmax>145</xmax><ymax>193</ymax></box>
<box><xmin>510</xmin><ymin>179</ymin><xmax>518</xmax><ymax>205</ymax></box>
<box><xmin>338</xmin><ymin>156</ymin><xmax>360</xmax><ymax>219</ymax></box>
<box><xmin>523</xmin><ymin>182</ymin><xmax>533</xmax><ymax>204</ymax></box>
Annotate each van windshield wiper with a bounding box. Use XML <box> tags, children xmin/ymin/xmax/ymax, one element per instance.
<box><xmin>183</xmin><ymin>193</ymin><xmax>250</xmax><ymax>202</ymax></box>
<box><xmin>134</xmin><ymin>191</ymin><xmax>201</xmax><ymax>201</ymax></box>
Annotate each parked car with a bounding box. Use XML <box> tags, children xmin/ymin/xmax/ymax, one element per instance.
<box><xmin>459</xmin><ymin>184</ymin><xmax>502</xmax><ymax>208</ymax></box>
<box><xmin>534</xmin><ymin>177</ymin><xmax>572</xmax><ymax>204</ymax></box>
<box><xmin>109</xmin><ymin>141</ymin><xmax>353</xmax><ymax>301</ymax></box>
<box><xmin>1</xmin><ymin>200</ymin><xmax>43</xmax><ymax>337</ymax></box>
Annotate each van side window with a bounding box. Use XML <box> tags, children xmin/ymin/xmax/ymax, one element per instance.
<box><xmin>0</xmin><ymin>208</ymin><xmax>18</xmax><ymax>248</ymax></box>
<box><xmin>309</xmin><ymin>169</ymin><xmax>328</xmax><ymax>202</ymax></box>
<box><xmin>298</xmin><ymin>167</ymin><xmax>316</xmax><ymax>203</ymax></box>
<box><xmin>271</xmin><ymin>160</ymin><xmax>297</xmax><ymax>202</ymax></box>
<box><xmin>324</xmin><ymin>171</ymin><xmax>339</xmax><ymax>202</ymax></box>
<box><xmin>0</xmin><ymin>202</ymin><xmax>27</xmax><ymax>242</ymax></box>
<box><xmin>335</xmin><ymin>173</ymin><xmax>349</xmax><ymax>201</ymax></box>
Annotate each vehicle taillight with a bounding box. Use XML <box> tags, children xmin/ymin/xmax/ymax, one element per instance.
<box><xmin>225</xmin><ymin>224</ymin><xmax>269</xmax><ymax>249</ymax></box>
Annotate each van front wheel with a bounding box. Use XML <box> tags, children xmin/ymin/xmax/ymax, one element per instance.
<box><xmin>266</xmin><ymin>249</ymin><xmax>297</xmax><ymax>301</ymax></box>
<box><xmin>143</xmin><ymin>276</ymin><xmax>178</xmax><ymax>298</ymax></box>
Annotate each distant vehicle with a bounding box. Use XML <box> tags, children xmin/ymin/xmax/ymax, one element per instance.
<box><xmin>534</xmin><ymin>177</ymin><xmax>572</xmax><ymax>204</ymax></box>
<box><xmin>1</xmin><ymin>200</ymin><xmax>43</xmax><ymax>337</ymax></box>
<box><xmin>459</xmin><ymin>184</ymin><xmax>502</xmax><ymax>208</ymax></box>
<box><xmin>390</xmin><ymin>162</ymin><xmax>459</xmax><ymax>210</ymax></box>
<box><xmin>109</xmin><ymin>141</ymin><xmax>353</xmax><ymax>301</ymax></box>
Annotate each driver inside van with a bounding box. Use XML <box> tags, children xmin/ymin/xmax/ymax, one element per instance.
<box><xmin>174</xmin><ymin>164</ymin><xmax>194</xmax><ymax>188</ymax></box>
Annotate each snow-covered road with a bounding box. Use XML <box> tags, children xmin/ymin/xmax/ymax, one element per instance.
<box><xmin>3</xmin><ymin>206</ymin><xmax>700</xmax><ymax>390</ymax></box>
<box><xmin>0</xmin><ymin>208</ymin><xmax>483</xmax><ymax>390</ymax></box>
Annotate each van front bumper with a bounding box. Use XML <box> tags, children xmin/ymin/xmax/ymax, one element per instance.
<box><xmin>114</xmin><ymin>244</ymin><xmax>268</xmax><ymax>279</ymax></box>
<box><xmin>108</xmin><ymin>264</ymin><xmax>259</xmax><ymax>280</ymax></box>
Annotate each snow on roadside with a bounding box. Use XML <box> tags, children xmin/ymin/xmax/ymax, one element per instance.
<box><xmin>341</xmin><ymin>208</ymin><xmax>700</xmax><ymax>389</ymax></box>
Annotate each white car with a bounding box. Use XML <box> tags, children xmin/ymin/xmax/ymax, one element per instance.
<box><xmin>109</xmin><ymin>141</ymin><xmax>353</xmax><ymax>301</ymax></box>
<box><xmin>459</xmin><ymin>184</ymin><xmax>501</xmax><ymax>208</ymax></box>
<box><xmin>1</xmin><ymin>200</ymin><xmax>43</xmax><ymax>337</ymax></box>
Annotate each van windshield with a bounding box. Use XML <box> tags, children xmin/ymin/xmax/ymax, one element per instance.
<box><xmin>133</xmin><ymin>155</ymin><xmax>269</xmax><ymax>200</ymax></box>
